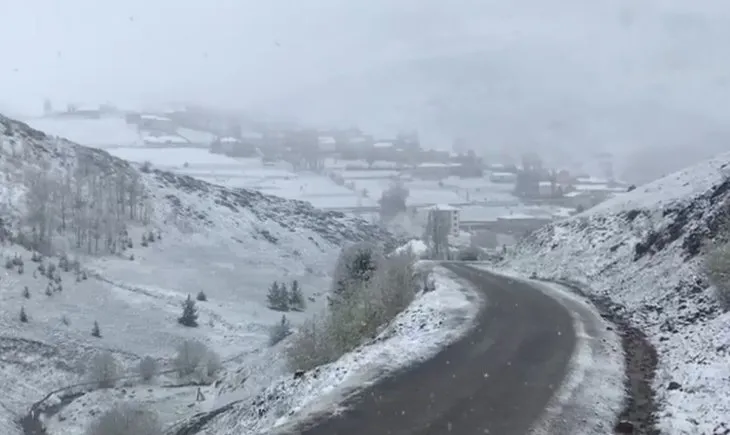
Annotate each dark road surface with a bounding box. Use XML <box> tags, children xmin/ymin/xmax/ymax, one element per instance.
<box><xmin>288</xmin><ymin>264</ymin><xmax>578</xmax><ymax>435</ymax></box>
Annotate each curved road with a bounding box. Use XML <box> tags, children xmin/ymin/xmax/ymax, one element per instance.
<box><xmin>286</xmin><ymin>264</ymin><xmax>612</xmax><ymax>435</ymax></box>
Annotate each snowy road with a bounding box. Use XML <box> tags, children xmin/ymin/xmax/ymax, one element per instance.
<box><xmin>288</xmin><ymin>264</ymin><xmax>624</xmax><ymax>435</ymax></box>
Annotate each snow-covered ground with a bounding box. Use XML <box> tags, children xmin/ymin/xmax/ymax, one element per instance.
<box><xmin>105</xmin><ymin>147</ymin><xmax>373</xmax><ymax>209</ymax></box>
<box><xmin>499</xmin><ymin>152</ymin><xmax>730</xmax><ymax>434</ymax></box>
<box><xmin>0</xmin><ymin>114</ymin><xmax>393</xmax><ymax>434</ymax></box>
<box><xmin>22</xmin><ymin>117</ymin><xmax>218</xmax><ymax>150</ymax></box>
<box><xmin>161</xmin><ymin>265</ymin><xmax>480</xmax><ymax>435</ymax></box>
<box><xmin>23</xmin><ymin>117</ymin><xmax>143</xmax><ymax>148</ymax></box>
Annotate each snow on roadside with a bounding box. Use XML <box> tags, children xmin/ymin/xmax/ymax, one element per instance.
<box><xmin>499</xmin><ymin>153</ymin><xmax>730</xmax><ymax>435</ymax></box>
<box><xmin>183</xmin><ymin>265</ymin><xmax>481</xmax><ymax>435</ymax></box>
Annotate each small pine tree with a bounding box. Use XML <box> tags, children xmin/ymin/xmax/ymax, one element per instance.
<box><xmin>266</xmin><ymin>281</ymin><xmax>289</xmax><ymax>311</ymax></box>
<box><xmin>20</xmin><ymin>307</ymin><xmax>28</xmax><ymax>323</ymax></box>
<box><xmin>178</xmin><ymin>295</ymin><xmax>199</xmax><ymax>327</ymax></box>
<box><xmin>92</xmin><ymin>321</ymin><xmax>102</xmax><ymax>338</ymax></box>
<box><xmin>279</xmin><ymin>282</ymin><xmax>290</xmax><ymax>311</ymax></box>
<box><xmin>22</xmin><ymin>286</ymin><xmax>30</xmax><ymax>299</ymax></box>
<box><xmin>289</xmin><ymin>280</ymin><xmax>305</xmax><ymax>311</ymax></box>
<box><xmin>45</xmin><ymin>285</ymin><xmax>52</xmax><ymax>297</ymax></box>
<box><xmin>196</xmin><ymin>290</ymin><xmax>207</xmax><ymax>302</ymax></box>
<box><xmin>46</xmin><ymin>262</ymin><xmax>56</xmax><ymax>279</ymax></box>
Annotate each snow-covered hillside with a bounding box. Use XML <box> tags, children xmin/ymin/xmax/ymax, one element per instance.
<box><xmin>502</xmin><ymin>153</ymin><xmax>730</xmax><ymax>435</ymax></box>
<box><xmin>0</xmin><ymin>113</ymin><xmax>394</xmax><ymax>435</ymax></box>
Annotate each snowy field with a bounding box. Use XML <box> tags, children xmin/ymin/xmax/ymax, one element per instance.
<box><xmin>106</xmin><ymin>147</ymin><xmax>372</xmax><ymax>209</ymax></box>
<box><xmin>500</xmin><ymin>152</ymin><xmax>730</xmax><ymax>434</ymax></box>
<box><xmin>24</xmin><ymin>117</ymin><xmax>143</xmax><ymax>148</ymax></box>
<box><xmin>23</xmin><ymin>117</ymin><xmax>218</xmax><ymax>149</ymax></box>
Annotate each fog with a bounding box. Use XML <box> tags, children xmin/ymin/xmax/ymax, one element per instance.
<box><xmin>3</xmin><ymin>0</ymin><xmax>730</xmax><ymax>179</ymax></box>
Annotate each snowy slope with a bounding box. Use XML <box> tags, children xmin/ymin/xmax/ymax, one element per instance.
<box><xmin>501</xmin><ymin>152</ymin><xmax>730</xmax><ymax>435</ymax></box>
<box><xmin>0</xmin><ymin>113</ymin><xmax>394</xmax><ymax>434</ymax></box>
<box><xmin>163</xmin><ymin>265</ymin><xmax>479</xmax><ymax>435</ymax></box>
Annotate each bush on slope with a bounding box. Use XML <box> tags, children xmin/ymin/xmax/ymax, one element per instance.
<box><xmin>503</xmin><ymin>154</ymin><xmax>730</xmax><ymax>434</ymax></box>
<box><xmin>287</xmin><ymin>245</ymin><xmax>419</xmax><ymax>371</ymax></box>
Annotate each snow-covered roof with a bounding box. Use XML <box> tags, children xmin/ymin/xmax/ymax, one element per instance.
<box><xmin>431</xmin><ymin>204</ymin><xmax>459</xmax><ymax>211</ymax></box>
<box><xmin>490</xmin><ymin>171</ymin><xmax>517</xmax><ymax>177</ymax></box>
<box><xmin>538</xmin><ymin>181</ymin><xmax>553</xmax><ymax>187</ymax></box>
<box><xmin>564</xmin><ymin>191</ymin><xmax>589</xmax><ymax>198</ymax></box>
<box><xmin>576</xmin><ymin>176</ymin><xmax>610</xmax><ymax>184</ymax></box>
<box><xmin>220</xmin><ymin>136</ymin><xmax>240</xmax><ymax>143</ymax></box>
<box><xmin>497</xmin><ymin>213</ymin><xmax>543</xmax><ymax>220</ymax></box>
<box><xmin>140</xmin><ymin>114</ymin><xmax>172</xmax><ymax>121</ymax></box>
<box><xmin>143</xmin><ymin>134</ymin><xmax>188</xmax><ymax>144</ymax></box>
<box><xmin>417</xmin><ymin>162</ymin><xmax>458</xmax><ymax>168</ymax></box>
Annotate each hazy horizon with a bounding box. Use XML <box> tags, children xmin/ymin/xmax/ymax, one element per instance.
<box><xmin>4</xmin><ymin>0</ymin><xmax>730</xmax><ymax>175</ymax></box>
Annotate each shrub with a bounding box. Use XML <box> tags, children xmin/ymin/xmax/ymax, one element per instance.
<box><xmin>196</xmin><ymin>290</ymin><xmax>207</xmax><ymax>302</ymax></box>
<box><xmin>138</xmin><ymin>356</ymin><xmax>158</xmax><ymax>381</ymax></box>
<box><xmin>203</xmin><ymin>350</ymin><xmax>222</xmax><ymax>377</ymax></box>
<box><xmin>287</xmin><ymin>250</ymin><xmax>417</xmax><ymax>371</ymax></box>
<box><xmin>329</xmin><ymin>242</ymin><xmax>383</xmax><ymax>307</ymax></box>
<box><xmin>286</xmin><ymin>315</ymin><xmax>335</xmax><ymax>371</ymax></box>
<box><xmin>20</xmin><ymin>307</ymin><xmax>28</xmax><ymax>323</ymax></box>
<box><xmin>703</xmin><ymin>240</ymin><xmax>730</xmax><ymax>310</ymax></box>
<box><xmin>174</xmin><ymin>340</ymin><xmax>206</xmax><ymax>376</ymax></box>
<box><xmin>269</xmin><ymin>314</ymin><xmax>292</xmax><ymax>346</ymax></box>
<box><xmin>85</xmin><ymin>402</ymin><xmax>162</xmax><ymax>435</ymax></box>
<box><xmin>91</xmin><ymin>321</ymin><xmax>102</xmax><ymax>338</ymax></box>
<box><xmin>88</xmin><ymin>351</ymin><xmax>119</xmax><ymax>388</ymax></box>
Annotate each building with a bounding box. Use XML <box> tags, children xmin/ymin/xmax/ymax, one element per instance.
<box><xmin>210</xmin><ymin>136</ymin><xmax>258</xmax><ymax>157</ymax></box>
<box><xmin>138</xmin><ymin>114</ymin><xmax>177</xmax><ymax>134</ymax></box>
<box><xmin>489</xmin><ymin>172</ymin><xmax>518</xmax><ymax>183</ymax></box>
<box><xmin>428</xmin><ymin>204</ymin><xmax>460</xmax><ymax>237</ymax></box>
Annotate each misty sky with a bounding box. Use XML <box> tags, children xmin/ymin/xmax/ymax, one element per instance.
<box><xmin>3</xmin><ymin>0</ymin><xmax>730</xmax><ymax>164</ymax></box>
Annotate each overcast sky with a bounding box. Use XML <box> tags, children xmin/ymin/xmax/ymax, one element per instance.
<box><xmin>3</xmin><ymin>0</ymin><xmax>730</xmax><ymax>169</ymax></box>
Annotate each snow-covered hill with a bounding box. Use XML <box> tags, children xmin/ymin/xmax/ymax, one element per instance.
<box><xmin>0</xmin><ymin>113</ymin><xmax>394</xmax><ymax>434</ymax></box>
<box><xmin>502</xmin><ymin>153</ymin><xmax>730</xmax><ymax>434</ymax></box>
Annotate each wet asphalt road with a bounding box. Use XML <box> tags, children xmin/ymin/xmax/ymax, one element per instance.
<box><xmin>289</xmin><ymin>264</ymin><xmax>576</xmax><ymax>435</ymax></box>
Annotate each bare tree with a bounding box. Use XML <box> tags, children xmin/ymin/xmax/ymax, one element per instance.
<box><xmin>174</xmin><ymin>339</ymin><xmax>209</xmax><ymax>377</ymax></box>
<box><xmin>87</xmin><ymin>351</ymin><xmax>119</xmax><ymax>388</ymax></box>
<box><xmin>424</xmin><ymin>209</ymin><xmax>450</xmax><ymax>260</ymax></box>
<box><xmin>138</xmin><ymin>356</ymin><xmax>158</xmax><ymax>381</ymax></box>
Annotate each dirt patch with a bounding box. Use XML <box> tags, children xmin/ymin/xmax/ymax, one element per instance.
<box><xmin>548</xmin><ymin>279</ymin><xmax>660</xmax><ymax>435</ymax></box>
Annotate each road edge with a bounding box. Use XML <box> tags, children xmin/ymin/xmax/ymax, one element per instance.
<box><xmin>471</xmin><ymin>267</ymin><xmax>626</xmax><ymax>435</ymax></box>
